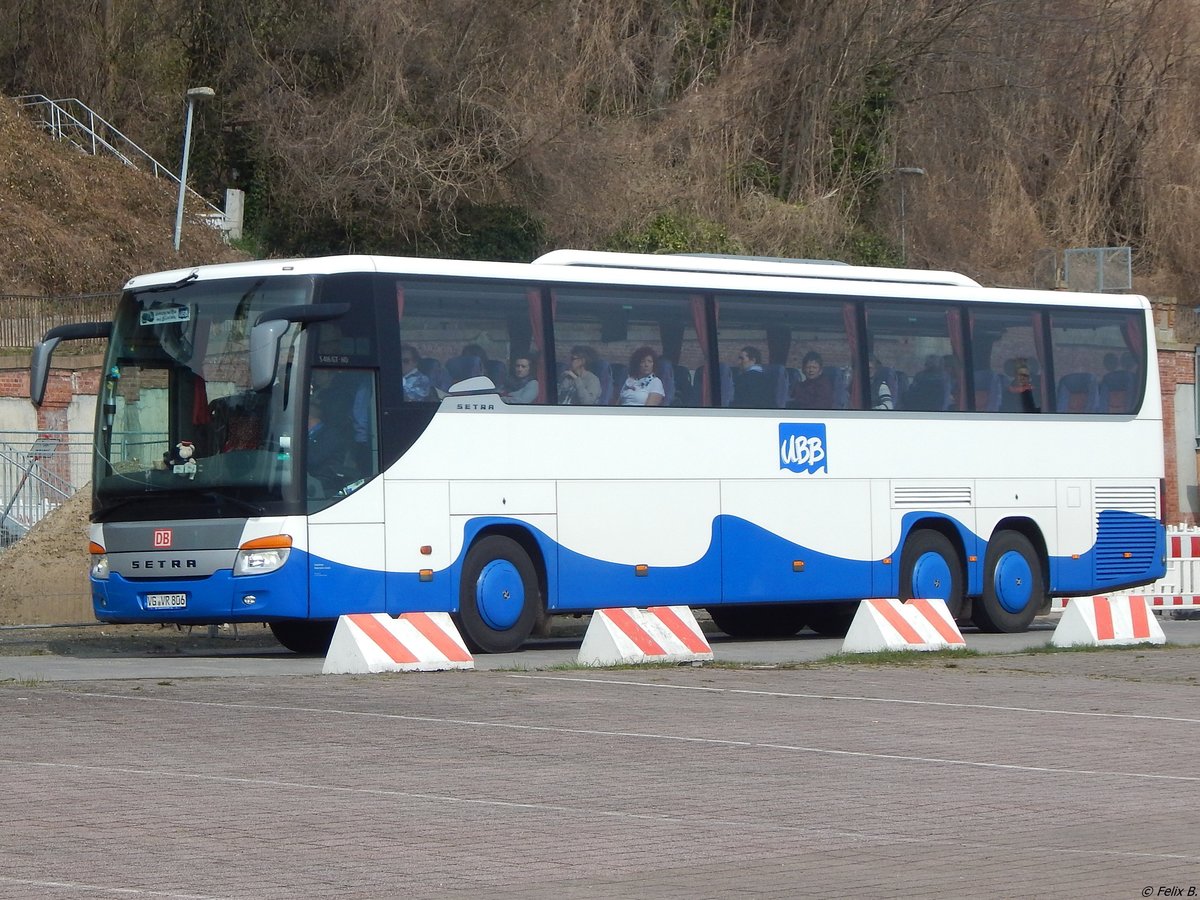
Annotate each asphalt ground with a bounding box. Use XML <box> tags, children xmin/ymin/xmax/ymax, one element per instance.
<box><xmin>1</xmin><ymin>617</ymin><xmax>1198</xmax><ymax>898</ymax></box>
<box><xmin>1</xmin><ymin>615</ymin><xmax>1199</xmax><ymax>681</ymax></box>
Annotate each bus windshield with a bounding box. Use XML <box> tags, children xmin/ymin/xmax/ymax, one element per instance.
<box><xmin>93</xmin><ymin>275</ymin><xmax>313</xmax><ymax>515</ymax></box>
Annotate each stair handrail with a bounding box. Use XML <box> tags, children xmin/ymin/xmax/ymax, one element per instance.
<box><xmin>14</xmin><ymin>94</ymin><xmax>223</xmax><ymax>216</ymax></box>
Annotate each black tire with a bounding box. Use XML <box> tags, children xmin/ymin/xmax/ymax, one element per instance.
<box><xmin>972</xmin><ymin>531</ymin><xmax>1045</xmax><ymax>633</ymax></box>
<box><xmin>455</xmin><ymin>534</ymin><xmax>542</xmax><ymax>653</ymax></box>
<box><xmin>706</xmin><ymin>604</ymin><xmax>808</xmax><ymax>638</ymax></box>
<box><xmin>805</xmin><ymin>602</ymin><xmax>857</xmax><ymax>637</ymax></box>
<box><xmin>899</xmin><ymin>529</ymin><xmax>964</xmax><ymax>620</ymax></box>
<box><xmin>269</xmin><ymin>620</ymin><xmax>336</xmax><ymax>654</ymax></box>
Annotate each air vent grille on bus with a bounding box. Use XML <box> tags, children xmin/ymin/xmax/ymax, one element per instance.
<box><xmin>1094</xmin><ymin>485</ymin><xmax>1158</xmax><ymax>519</ymax></box>
<box><xmin>1093</xmin><ymin>486</ymin><xmax>1159</xmax><ymax>584</ymax></box>
<box><xmin>891</xmin><ymin>486</ymin><xmax>973</xmax><ymax>508</ymax></box>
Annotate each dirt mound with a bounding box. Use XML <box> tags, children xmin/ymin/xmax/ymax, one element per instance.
<box><xmin>0</xmin><ymin>489</ymin><xmax>91</xmax><ymax>624</ymax></box>
<box><xmin>0</xmin><ymin>95</ymin><xmax>248</xmax><ymax>295</ymax></box>
<box><xmin>0</xmin><ymin>93</ymin><xmax>253</xmax><ymax>624</ymax></box>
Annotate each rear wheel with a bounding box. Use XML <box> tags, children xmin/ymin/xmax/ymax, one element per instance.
<box><xmin>269</xmin><ymin>620</ymin><xmax>336</xmax><ymax>654</ymax></box>
<box><xmin>706</xmin><ymin>604</ymin><xmax>807</xmax><ymax>638</ymax></box>
<box><xmin>899</xmin><ymin>529</ymin><xmax>964</xmax><ymax>620</ymax></box>
<box><xmin>972</xmin><ymin>531</ymin><xmax>1044</xmax><ymax>633</ymax></box>
<box><xmin>455</xmin><ymin>535</ymin><xmax>542</xmax><ymax>653</ymax></box>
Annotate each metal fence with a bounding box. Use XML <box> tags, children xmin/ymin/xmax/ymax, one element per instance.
<box><xmin>0</xmin><ymin>293</ymin><xmax>118</xmax><ymax>350</ymax></box>
<box><xmin>0</xmin><ymin>432</ymin><xmax>91</xmax><ymax>542</ymax></box>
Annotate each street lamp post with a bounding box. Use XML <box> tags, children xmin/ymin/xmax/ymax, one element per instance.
<box><xmin>172</xmin><ymin>86</ymin><xmax>215</xmax><ymax>252</ymax></box>
<box><xmin>894</xmin><ymin>166</ymin><xmax>926</xmax><ymax>266</ymax></box>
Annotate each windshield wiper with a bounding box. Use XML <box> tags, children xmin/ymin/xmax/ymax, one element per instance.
<box><xmin>94</xmin><ymin>489</ymin><xmax>264</xmax><ymax>520</ymax></box>
<box><xmin>131</xmin><ymin>271</ymin><xmax>199</xmax><ymax>295</ymax></box>
<box><xmin>92</xmin><ymin>496</ymin><xmax>145</xmax><ymax>519</ymax></box>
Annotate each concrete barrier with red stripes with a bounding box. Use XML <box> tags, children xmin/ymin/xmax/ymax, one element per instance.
<box><xmin>841</xmin><ymin>598</ymin><xmax>966</xmax><ymax>654</ymax></box>
<box><xmin>1050</xmin><ymin>595</ymin><xmax>1166</xmax><ymax>647</ymax></box>
<box><xmin>577</xmin><ymin>605</ymin><xmax>714</xmax><ymax>666</ymax></box>
<box><xmin>1052</xmin><ymin>526</ymin><xmax>1200</xmax><ymax>615</ymax></box>
<box><xmin>322</xmin><ymin>612</ymin><xmax>475</xmax><ymax>674</ymax></box>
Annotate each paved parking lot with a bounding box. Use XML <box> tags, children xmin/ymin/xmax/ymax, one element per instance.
<box><xmin>1</xmin><ymin>621</ymin><xmax>1198</xmax><ymax>898</ymax></box>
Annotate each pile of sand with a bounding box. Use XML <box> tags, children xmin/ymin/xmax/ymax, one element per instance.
<box><xmin>0</xmin><ymin>488</ymin><xmax>92</xmax><ymax>624</ymax></box>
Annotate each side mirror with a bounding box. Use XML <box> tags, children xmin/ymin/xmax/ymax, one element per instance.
<box><xmin>249</xmin><ymin>319</ymin><xmax>292</xmax><ymax>391</ymax></box>
<box><xmin>248</xmin><ymin>303</ymin><xmax>350</xmax><ymax>391</ymax></box>
<box><xmin>30</xmin><ymin>321</ymin><xmax>112</xmax><ymax>407</ymax></box>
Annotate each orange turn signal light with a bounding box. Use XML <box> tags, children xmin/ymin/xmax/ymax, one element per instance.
<box><xmin>239</xmin><ymin>535</ymin><xmax>293</xmax><ymax>551</ymax></box>
<box><xmin>89</xmin><ymin>541</ymin><xmax>106</xmax><ymax>554</ymax></box>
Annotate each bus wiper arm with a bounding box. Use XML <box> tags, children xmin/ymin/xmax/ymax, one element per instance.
<box><xmin>131</xmin><ymin>271</ymin><xmax>199</xmax><ymax>295</ymax></box>
<box><xmin>92</xmin><ymin>496</ymin><xmax>144</xmax><ymax>518</ymax></box>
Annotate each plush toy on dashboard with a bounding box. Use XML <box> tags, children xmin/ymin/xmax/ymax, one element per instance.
<box><xmin>163</xmin><ymin>440</ymin><xmax>197</xmax><ymax>477</ymax></box>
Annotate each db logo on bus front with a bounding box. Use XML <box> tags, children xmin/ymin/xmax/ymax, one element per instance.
<box><xmin>779</xmin><ymin>424</ymin><xmax>828</xmax><ymax>474</ymax></box>
<box><xmin>153</xmin><ymin>529</ymin><xmax>173</xmax><ymax>548</ymax></box>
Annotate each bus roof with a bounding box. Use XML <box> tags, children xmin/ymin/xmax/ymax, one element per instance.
<box><xmin>121</xmin><ymin>252</ymin><xmax>1147</xmax><ymax>313</ymax></box>
<box><xmin>532</xmin><ymin>249</ymin><xmax>982</xmax><ymax>288</ymax></box>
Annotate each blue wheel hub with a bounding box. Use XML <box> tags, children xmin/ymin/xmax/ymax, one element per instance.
<box><xmin>912</xmin><ymin>551</ymin><xmax>952</xmax><ymax>602</ymax></box>
<box><xmin>474</xmin><ymin>559</ymin><xmax>525</xmax><ymax>630</ymax></box>
<box><xmin>993</xmin><ymin>550</ymin><xmax>1033</xmax><ymax>613</ymax></box>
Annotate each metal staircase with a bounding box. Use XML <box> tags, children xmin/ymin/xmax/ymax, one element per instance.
<box><xmin>15</xmin><ymin>94</ymin><xmax>224</xmax><ymax>220</ymax></box>
<box><xmin>0</xmin><ymin>434</ymin><xmax>84</xmax><ymax>546</ymax></box>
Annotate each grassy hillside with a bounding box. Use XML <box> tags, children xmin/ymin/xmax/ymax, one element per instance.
<box><xmin>0</xmin><ymin>97</ymin><xmax>246</xmax><ymax>295</ymax></box>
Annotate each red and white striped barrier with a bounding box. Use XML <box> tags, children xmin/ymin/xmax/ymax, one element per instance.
<box><xmin>1053</xmin><ymin>594</ymin><xmax>1200</xmax><ymax>614</ymax></box>
<box><xmin>1050</xmin><ymin>596</ymin><xmax>1165</xmax><ymax>648</ymax></box>
<box><xmin>577</xmin><ymin>605</ymin><xmax>714</xmax><ymax>666</ymax></box>
<box><xmin>322</xmin><ymin>612</ymin><xmax>475</xmax><ymax>674</ymax></box>
<box><xmin>1052</xmin><ymin>527</ymin><xmax>1200</xmax><ymax>614</ymax></box>
<box><xmin>841</xmin><ymin>598</ymin><xmax>966</xmax><ymax>654</ymax></box>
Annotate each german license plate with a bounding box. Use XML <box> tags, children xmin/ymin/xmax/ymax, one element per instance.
<box><xmin>146</xmin><ymin>593</ymin><xmax>187</xmax><ymax>609</ymax></box>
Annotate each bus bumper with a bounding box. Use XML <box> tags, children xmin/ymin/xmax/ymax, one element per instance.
<box><xmin>91</xmin><ymin>560</ymin><xmax>309</xmax><ymax>624</ymax></box>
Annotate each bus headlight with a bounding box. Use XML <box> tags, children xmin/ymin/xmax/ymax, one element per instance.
<box><xmin>89</xmin><ymin>541</ymin><xmax>109</xmax><ymax>580</ymax></box>
<box><xmin>233</xmin><ymin>535</ymin><xmax>293</xmax><ymax>576</ymax></box>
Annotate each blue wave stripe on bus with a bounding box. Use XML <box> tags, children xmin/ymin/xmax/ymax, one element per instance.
<box><xmin>92</xmin><ymin>508</ymin><xmax>1165</xmax><ymax>623</ymax></box>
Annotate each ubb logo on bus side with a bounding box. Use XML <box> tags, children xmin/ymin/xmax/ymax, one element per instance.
<box><xmin>779</xmin><ymin>424</ymin><xmax>827</xmax><ymax>474</ymax></box>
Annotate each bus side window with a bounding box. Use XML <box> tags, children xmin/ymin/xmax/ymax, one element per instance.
<box><xmin>551</xmin><ymin>287</ymin><xmax>711</xmax><ymax>408</ymax></box>
<box><xmin>1049</xmin><ymin>309</ymin><xmax>1144</xmax><ymax>415</ymax></box>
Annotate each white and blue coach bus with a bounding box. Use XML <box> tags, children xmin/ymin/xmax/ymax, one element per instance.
<box><xmin>30</xmin><ymin>250</ymin><xmax>1166</xmax><ymax>652</ymax></box>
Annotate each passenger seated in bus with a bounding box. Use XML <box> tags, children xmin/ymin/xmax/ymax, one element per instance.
<box><xmin>904</xmin><ymin>354</ymin><xmax>950</xmax><ymax>411</ymax></box>
<box><xmin>1001</xmin><ymin>359</ymin><xmax>1040</xmax><ymax>413</ymax></box>
<box><xmin>732</xmin><ymin>346</ymin><xmax>770</xmax><ymax>408</ymax></box>
<box><xmin>789</xmin><ymin>351</ymin><xmax>834</xmax><ymax>409</ymax></box>
<box><xmin>869</xmin><ymin>355</ymin><xmax>894</xmax><ymax>410</ymax></box>
<box><xmin>558</xmin><ymin>345</ymin><xmax>602</xmax><ymax>405</ymax></box>
<box><xmin>461</xmin><ymin>343</ymin><xmax>489</xmax><ymax>368</ymax></box>
<box><xmin>208</xmin><ymin>392</ymin><xmax>265</xmax><ymax>452</ymax></box>
<box><xmin>312</xmin><ymin>367</ymin><xmax>372</xmax><ymax>472</ymax></box>
<box><xmin>306</xmin><ymin>395</ymin><xmax>350</xmax><ymax>496</ymax></box>
<box><xmin>502</xmin><ymin>354</ymin><xmax>538</xmax><ymax>404</ymax></box>
<box><xmin>401</xmin><ymin>345</ymin><xmax>433</xmax><ymax>402</ymax></box>
<box><xmin>619</xmin><ymin>346</ymin><xmax>665</xmax><ymax>406</ymax></box>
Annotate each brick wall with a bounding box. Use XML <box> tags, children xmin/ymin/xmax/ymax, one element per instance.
<box><xmin>1158</xmin><ymin>344</ymin><xmax>1195</xmax><ymax>525</ymax></box>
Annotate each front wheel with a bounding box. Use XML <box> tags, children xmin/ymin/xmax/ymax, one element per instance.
<box><xmin>899</xmin><ymin>529</ymin><xmax>964</xmax><ymax>620</ymax></box>
<box><xmin>456</xmin><ymin>535</ymin><xmax>543</xmax><ymax>653</ymax></box>
<box><xmin>972</xmin><ymin>531</ymin><xmax>1045</xmax><ymax>633</ymax></box>
<box><xmin>805</xmin><ymin>602</ymin><xmax>857</xmax><ymax>637</ymax></box>
<box><xmin>706</xmin><ymin>604</ymin><xmax>807</xmax><ymax>638</ymax></box>
<box><xmin>269</xmin><ymin>620</ymin><xmax>336</xmax><ymax>654</ymax></box>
